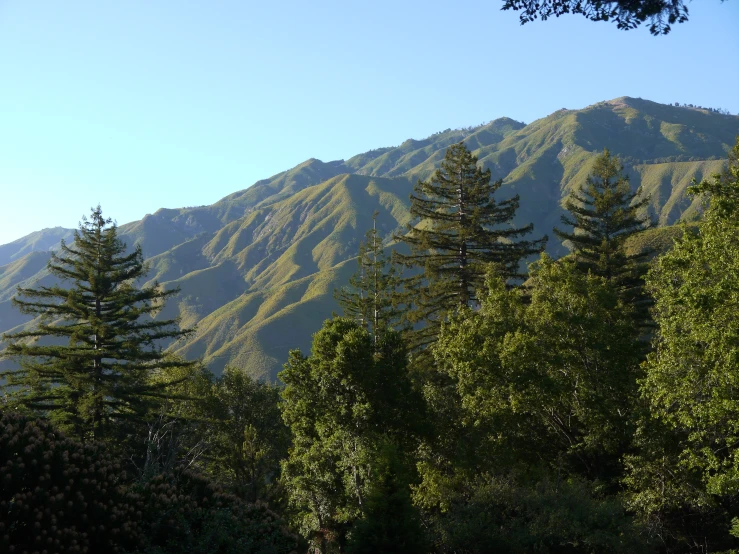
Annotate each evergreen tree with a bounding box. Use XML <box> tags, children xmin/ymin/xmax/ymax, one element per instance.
<box><xmin>335</xmin><ymin>211</ymin><xmax>403</xmax><ymax>347</ymax></box>
<box><xmin>208</xmin><ymin>367</ymin><xmax>289</xmax><ymax>503</ymax></box>
<box><xmin>279</xmin><ymin>318</ymin><xmax>422</xmax><ymax>552</ymax></box>
<box><xmin>1</xmin><ymin>206</ymin><xmax>192</xmax><ymax>443</ymax></box>
<box><xmin>554</xmin><ymin>149</ymin><xmax>652</xmax><ymax>320</ymax></box>
<box><xmin>394</xmin><ymin>141</ymin><xmax>546</xmax><ymax>353</ymax></box>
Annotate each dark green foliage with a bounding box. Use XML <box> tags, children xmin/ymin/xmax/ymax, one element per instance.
<box><xmin>135</xmin><ymin>363</ymin><xmax>290</xmax><ymax>506</ymax></box>
<box><xmin>135</xmin><ymin>470</ymin><xmax>299</xmax><ymax>554</ymax></box>
<box><xmin>0</xmin><ymin>411</ymin><xmax>300</xmax><ymax>554</ymax></box>
<box><xmin>414</xmin><ymin>258</ymin><xmax>645</xmax><ymax>550</ymax></box>
<box><xmin>1</xmin><ymin>206</ymin><xmax>192</xmax><ymax>443</ymax></box>
<box><xmin>279</xmin><ymin>318</ymin><xmax>421</xmax><ymax>552</ymax></box>
<box><xmin>623</xmin><ymin>416</ymin><xmax>736</xmax><ymax>553</ymax></box>
<box><xmin>554</xmin><ymin>149</ymin><xmax>652</xmax><ymax>323</ymax></box>
<box><xmin>0</xmin><ymin>411</ymin><xmax>142</xmax><ymax>553</ymax></box>
<box><xmin>428</xmin><ymin>258</ymin><xmax>642</xmax><ymax>483</ymax></box>
<box><xmin>346</xmin><ymin>443</ymin><xmax>427</xmax><ymax>554</ymax></box>
<box><xmin>207</xmin><ymin>367</ymin><xmax>290</xmax><ymax>504</ymax></box>
<box><xmin>502</xmin><ymin>0</ymin><xmax>690</xmax><ymax>35</ymax></box>
<box><xmin>335</xmin><ymin>212</ymin><xmax>404</xmax><ymax>345</ymax></box>
<box><xmin>135</xmin><ymin>360</ymin><xmax>217</xmax><ymax>479</ymax></box>
<box><xmin>427</xmin><ymin>473</ymin><xmax>647</xmax><ymax>554</ymax></box>
<box><xmin>394</xmin><ymin>141</ymin><xmax>545</xmax><ymax>353</ymax></box>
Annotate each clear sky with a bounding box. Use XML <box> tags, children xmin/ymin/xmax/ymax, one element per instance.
<box><xmin>0</xmin><ymin>0</ymin><xmax>737</xmax><ymax>246</ymax></box>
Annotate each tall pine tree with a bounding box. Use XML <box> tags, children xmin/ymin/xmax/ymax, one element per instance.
<box><xmin>1</xmin><ymin>206</ymin><xmax>192</xmax><ymax>442</ymax></box>
<box><xmin>394</xmin><ymin>141</ymin><xmax>546</xmax><ymax>353</ymax></box>
<box><xmin>554</xmin><ymin>149</ymin><xmax>652</xmax><ymax>317</ymax></box>
<box><xmin>335</xmin><ymin>211</ymin><xmax>403</xmax><ymax>347</ymax></box>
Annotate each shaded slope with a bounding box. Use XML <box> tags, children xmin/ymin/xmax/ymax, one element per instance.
<box><xmin>0</xmin><ymin>228</ymin><xmax>74</xmax><ymax>266</ymax></box>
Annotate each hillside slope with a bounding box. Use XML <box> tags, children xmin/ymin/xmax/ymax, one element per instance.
<box><xmin>1</xmin><ymin>97</ymin><xmax>737</xmax><ymax>379</ymax></box>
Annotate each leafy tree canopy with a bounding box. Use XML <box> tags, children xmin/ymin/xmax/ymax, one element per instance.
<box><xmin>279</xmin><ymin>318</ymin><xmax>422</xmax><ymax>552</ymax></box>
<box><xmin>502</xmin><ymin>0</ymin><xmax>692</xmax><ymax>35</ymax></box>
<box><xmin>626</xmin><ymin>137</ymin><xmax>739</xmax><ymax>550</ymax></box>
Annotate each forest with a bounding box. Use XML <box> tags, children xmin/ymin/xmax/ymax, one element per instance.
<box><xmin>1</xmin><ymin>136</ymin><xmax>738</xmax><ymax>554</ymax></box>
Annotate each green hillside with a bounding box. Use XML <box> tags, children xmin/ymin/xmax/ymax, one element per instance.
<box><xmin>0</xmin><ymin>227</ymin><xmax>74</xmax><ymax>267</ymax></box>
<box><xmin>1</xmin><ymin>97</ymin><xmax>737</xmax><ymax>380</ymax></box>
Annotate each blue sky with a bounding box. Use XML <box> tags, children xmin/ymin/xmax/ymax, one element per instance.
<box><xmin>1</xmin><ymin>0</ymin><xmax>737</xmax><ymax>245</ymax></box>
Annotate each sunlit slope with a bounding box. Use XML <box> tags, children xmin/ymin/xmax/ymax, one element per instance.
<box><xmin>623</xmin><ymin>223</ymin><xmax>699</xmax><ymax>259</ymax></box>
<box><xmin>345</xmin><ymin>118</ymin><xmax>525</xmax><ymax>179</ymax></box>
<box><xmin>172</xmin><ymin>258</ymin><xmax>358</xmax><ymax>379</ymax></box>
<box><xmin>117</xmin><ymin>158</ymin><xmax>352</xmax><ymax>260</ymax></box>
<box><xmin>146</xmin><ymin>173</ymin><xmax>412</xmax><ymax>377</ymax></box>
<box><xmin>1</xmin><ymin>97</ymin><xmax>737</xmax><ymax>380</ymax></box>
<box><xmin>633</xmin><ymin>160</ymin><xmax>726</xmax><ymax>224</ymax></box>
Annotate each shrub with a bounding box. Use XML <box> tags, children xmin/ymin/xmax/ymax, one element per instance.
<box><xmin>135</xmin><ymin>470</ymin><xmax>300</xmax><ymax>554</ymax></box>
<box><xmin>0</xmin><ymin>411</ymin><xmax>142</xmax><ymax>553</ymax></box>
<box><xmin>0</xmin><ymin>411</ymin><xmax>300</xmax><ymax>554</ymax></box>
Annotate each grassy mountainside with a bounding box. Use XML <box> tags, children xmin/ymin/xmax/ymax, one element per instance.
<box><xmin>0</xmin><ymin>228</ymin><xmax>74</xmax><ymax>267</ymax></box>
<box><xmin>1</xmin><ymin>97</ymin><xmax>737</xmax><ymax>379</ymax></box>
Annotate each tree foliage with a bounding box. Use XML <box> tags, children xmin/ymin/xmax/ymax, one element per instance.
<box><xmin>134</xmin><ymin>469</ymin><xmax>299</xmax><ymax>554</ymax></box>
<box><xmin>424</xmin><ymin>473</ymin><xmax>647</xmax><ymax>554</ymax></box>
<box><xmin>626</xmin><ymin>137</ymin><xmax>739</xmax><ymax>551</ymax></box>
<box><xmin>1</xmin><ymin>206</ymin><xmax>192</xmax><ymax>443</ymax></box>
<box><xmin>0</xmin><ymin>411</ymin><xmax>300</xmax><ymax>554</ymax></box>
<box><xmin>279</xmin><ymin>318</ymin><xmax>423</xmax><ymax>552</ymax></box>
<box><xmin>208</xmin><ymin>367</ymin><xmax>290</xmax><ymax>504</ymax></box>
<box><xmin>0</xmin><ymin>411</ymin><xmax>143</xmax><ymax>553</ymax></box>
<box><xmin>335</xmin><ymin>211</ymin><xmax>404</xmax><ymax>345</ymax></box>
<box><xmin>502</xmin><ymin>0</ymin><xmax>691</xmax><ymax>35</ymax></box>
<box><xmin>345</xmin><ymin>442</ymin><xmax>427</xmax><ymax>554</ymax></box>
<box><xmin>424</xmin><ymin>257</ymin><xmax>642</xmax><ymax>483</ymax></box>
<box><xmin>394</xmin><ymin>142</ymin><xmax>545</xmax><ymax>353</ymax></box>
<box><xmin>554</xmin><ymin>149</ymin><xmax>652</xmax><ymax>323</ymax></box>
<box><xmin>134</xmin><ymin>359</ymin><xmax>215</xmax><ymax>480</ymax></box>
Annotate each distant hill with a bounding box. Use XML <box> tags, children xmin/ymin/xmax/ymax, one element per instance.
<box><xmin>1</xmin><ymin>97</ymin><xmax>737</xmax><ymax>380</ymax></box>
<box><xmin>0</xmin><ymin>227</ymin><xmax>75</xmax><ymax>267</ymax></box>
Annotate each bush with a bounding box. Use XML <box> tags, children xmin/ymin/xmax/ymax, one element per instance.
<box><xmin>0</xmin><ymin>411</ymin><xmax>142</xmax><ymax>553</ymax></box>
<box><xmin>0</xmin><ymin>411</ymin><xmax>300</xmax><ymax>554</ymax></box>
<box><xmin>429</xmin><ymin>473</ymin><xmax>648</xmax><ymax>554</ymax></box>
<box><xmin>135</xmin><ymin>470</ymin><xmax>300</xmax><ymax>554</ymax></box>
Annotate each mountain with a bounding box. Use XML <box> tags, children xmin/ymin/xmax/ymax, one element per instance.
<box><xmin>1</xmin><ymin>97</ymin><xmax>737</xmax><ymax>380</ymax></box>
<box><xmin>0</xmin><ymin>227</ymin><xmax>75</xmax><ymax>267</ymax></box>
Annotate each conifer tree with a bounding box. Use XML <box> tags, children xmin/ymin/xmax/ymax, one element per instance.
<box><xmin>394</xmin><ymin>141</ymin><xmax>546</xmax><ymax>353</ymax></box>
<box><xmin>1</xmin><ymin>206</ymin><xmax>192</xmax><ymax>442</ymax></box>
<box><xmin>335</xmin><ymin>211</ymin><xmax>403</xmax><ymax>347</ymax></box>
<box><xmin>554</xmin><ymin>149</ymin><xmax>652</xmax><ymax>318</ymax></box>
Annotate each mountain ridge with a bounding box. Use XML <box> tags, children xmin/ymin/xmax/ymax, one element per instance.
<box><xmin>2</xmin><ymin>96</ymin><xmax>737</xmax><ymax>379</ymax></box>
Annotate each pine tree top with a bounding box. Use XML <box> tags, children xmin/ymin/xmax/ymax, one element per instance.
<box><xmin>2</xmin><ymin>206</ymin><xmax>194</xmax><ymax>442</ymax></box>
